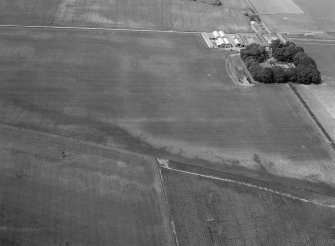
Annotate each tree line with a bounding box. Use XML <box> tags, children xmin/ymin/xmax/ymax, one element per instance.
<box><xmin>240</xmin><ymin>40</ymin><xmax>321</xmax><ymax>85</ymax></box>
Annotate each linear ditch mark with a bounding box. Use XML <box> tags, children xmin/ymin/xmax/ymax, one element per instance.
<box><xmin>50</xmin><ymin>0</ymin><xmax>62</xmax><ymax>26</ymax></box>
<box><xmin>167</xmin><ymin>159</ymin><xmax>335</xmax><ymax>198</ymax></box>
<box><xmin>288</xmin><ymin>83</ymin><xmax>335</xmax><ymax>151</ymax></box>
<box><xmin>161</xmin><ymin>166</ymin><xmax>335</xmax><ymax>208</ymax></box>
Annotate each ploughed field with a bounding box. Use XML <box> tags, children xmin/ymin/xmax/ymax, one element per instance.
<box><xmin>0</xmin><ymin>0</ymin><xmax>252</xmax><ymax>32</ymax></box>
<box><xmin>0</xmin><ymin>123</ymin><xmax>173</xmax><ymax>246</ymax></box>
<box><xmin>162</xmin><ymin>168</ymin><xmax>335</xmax><ymax>246</ymax></box>
<box><xmin>0</xmin><ymin>28</ymin><xmax>334</xmax><ymax>187</ymax></box>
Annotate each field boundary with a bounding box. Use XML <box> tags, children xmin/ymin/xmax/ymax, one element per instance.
<box><xmin>288</xmin><ymin>83</ymin><xmax>335</xmax><ymax>151</ymax></box>
<box><xmin>155</xmin><ymin>164</ymin><xmax>180</xmax><ymax>246</ymax></box>
<box><xmin>0</xmin><ymin>24</ymin><xmax>201</xmax><ymax>34</ymax></box>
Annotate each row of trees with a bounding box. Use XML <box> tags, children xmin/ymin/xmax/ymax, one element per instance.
<box><xmin>240</xmin><ymin>41</ymin><xmax>321</xmax><ymax>85</ymax></box>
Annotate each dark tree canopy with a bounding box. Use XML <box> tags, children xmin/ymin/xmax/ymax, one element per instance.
<box><xmin>270</xmin><ymin>41</ymin><xmax>304</xmax><ymax>62</ymax></box>
<box><xmin>296</xmin><ymin>64</ymin><xmax>321</xmax><ymax>85</ymax></box>
<box><xmin>241</xmin><ymin>39</ymin><xmax>321</xmax><ymax>85</ymax></box>
<box><xmin>249</xmin><ymin>65</ymin><xmax>273</xmax><ymax>83</ymax></box>
<box><xmin>285</xmin><ymin>67</ymin><xmax>297</xmax><ymax>82</ymax></box>
<box><xmin>272</xmin><ymin>67</ymin><xmax>286</xmax><ymax>84</ymax></box>
<box><xmin>245</xmin><ymin>58</ymin><xmax>258</xmax><ymax>69</ymax></box>
<box><xmin>293</xmin><ymin>52</ymin><xmax>317</xmax><ymax>67</ymax></box>
<box><xmin>241</xmin><ymin>43</ymin><xmax>269</xmax><ymax>63</ymax></box>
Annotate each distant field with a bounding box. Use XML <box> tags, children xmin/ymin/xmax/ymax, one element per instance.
<box><xmin>249</xmin><ymin>0</ymin><xmax>303</xmax><ymax>14</ymax></box>
<box><xmin>0</xmin><ymin>0</ymin><xmax>252</xmax><ymax>32</ymax></box>
<box><xmin>0</xmin><ymin>28</ymin><xmax>334</xmax><ymax>187</ymax></box>
<box><xmin>0</xmin><ymin>123</ymin><xmax>172</xmax><ymax>246</ymax></box>
<box><xmin>257</xmin><ymin>0</ymin><xmax>335</xmax><ymax>32</ymax></box>
<box><xmin>0</xmin><ymin>0</ymin><xmax>60</xmax><ymax>25</ymax></box>
<box><xmin>162</xmin><ymin>168</ymin><xmax>335</xmax><ymax>246</ymax></box>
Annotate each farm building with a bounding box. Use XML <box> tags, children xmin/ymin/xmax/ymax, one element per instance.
<box><xmin>263</xmin><ymin>34</ymin><xmax>279</xmax><ymax>45</ymax></box>
<box><xmin>234</xmin><ymin>35</ymin><xmax>247</xmax><ymax>47</ymax></box>
<box><xmin>244</xmin><ymin>10</ymin><xmax>261</xmax><ymax>22</ymax></box>
<box><xmin>223</xmin><ymin>38</ymin><xmax>232</xmax><ymax>47</ymax></box>
<box><xmin>219</xmin><ymin>31</ymin><xmax>225</xmax><ymax>37</ymax></box>
<box><xmin>233</xmin><ymin>37</ymin><xmax>244</xmax><ymax>48</ymax></box>
<box><xmin>213</xmin><ymin>31</ymin><xmax>220</xmax><ymax>39</ymax></box>
<box><xmin>215</xmin><ymin>38</ymin><xmax>224</xmax><ymax>48</ymax></box>
<box><xmin>256</xmin><ymin>34</ymin><xmax>269</xmax><ymax>46</ymax></box>
<box><xmin>216</xmin><ymin>38</ymin><xmax>232</xmax><ymax>48</ymax></box>
<box><xmin>276</xmin><ymin>33</ymin><xmax>287</xmax><ymax>44</ymax></box>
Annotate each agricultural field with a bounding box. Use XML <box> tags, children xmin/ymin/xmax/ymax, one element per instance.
<box><xmin>0</xmin><ymin>123</ymin><xmax>173</xmax><ymax>246</ymax></box>
<box><xmin>285</xmin><ymin>37</ymin><xmax>335</xmax><ymax>143</ymax></box>
<box><xmin>248</xmin><ymin>0</ymin><xmax>303</xmax><ymax>14</ymax></box>
<box><xmin>254</xmin><ymin>0</ymin><xmax>335</xmax><ymax>33</ymax></box>
<box><xmin>162</xmin><ymin>168</ymin><xmax>335</xmax><ymax>246</ymax></box>
<box><xmin>0</xmin><ymin>27</ymin><xmax>335</xmax><ymax>188</ymax></box>
<box><xmin>0</xmin><ymin>0</ymin><xmax>252</xmax><ymax>32</ymax></box>
<box><xmin>0</xmin><ymin>0</ymin><xmax>60</xmax><ymax>26</ymax></box>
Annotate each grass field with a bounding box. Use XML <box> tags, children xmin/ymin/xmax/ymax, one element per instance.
<box><xmin>256</xmin><ymin>0</ymin><xmax>335</xmax><ymax>33</ymax></box>
<box><xmin>0</xmin><ymin>123</ymin><xmax>173</xmax><ymax>246</ymax></box>
<box><xmin>162</xmin><ymin>168</ymin><xmax>335</xmax><ymax>246</ymax></box>
<box><xmin>0</xmin><ymin>0</ymin><xmax>252</xmax><ymax>32</ymax></box>
<box><xmin>0</xmin><ymin>27</ymin><xmax>334</xmax><ymax>188</ymax></box>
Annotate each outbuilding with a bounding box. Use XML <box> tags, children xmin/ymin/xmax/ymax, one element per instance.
<box><xmin>216</xmin><ymin>38</ymin><xmax>225</xmax><ymax>48</ymax></box>
<box><xmin>213</xmin><ymin>31</ymin><xmax>220</xmax><ymax>39</ymax></box>
<box><xmin>223</xmin><ymin>38</ymin><xmax>232</xmax><ymax>48</ymax></box>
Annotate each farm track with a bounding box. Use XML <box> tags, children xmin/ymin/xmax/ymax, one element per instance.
<box><xmin>1</xmin><ymin>120</ymin><xmax>334</xmax><ymax>208</ymax></box>
<box><xmin>0</xmin><ymin>24</ymin><xmax>201</xmax><ymax>34</ymax></box>
<box><xmin>287</xmin><ymin>38</ymin><xmax>335</xmax><ymax>46</ymax></box>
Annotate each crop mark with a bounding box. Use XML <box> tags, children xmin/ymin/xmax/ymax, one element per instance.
<box><xmin>161</xmin><ymin>166</ymin><xmax>335</xmax><ymax>208</ymax></box>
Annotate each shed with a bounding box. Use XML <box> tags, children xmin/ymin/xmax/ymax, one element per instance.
<box><xmin>213</xmin><ymin>31</ymin><xmax>220</xmax><ymax>39</ymax></box>
<box><xmin>216</xmin><ymin>38</ymin><xmax>225</xmax><ymax>48</ymax></box>
<box><xmin>219</xmin><ymin>31</ymin><xmax>225</xmax><ymax>37</ymax></box>
<box><xmin>234</xmin><ymin>38</ymin><xmax>241</xmax><ymax>47</ymax></box>
<box><xmin>223</xmin><ymin>38</ymin><xmax>232</xmax><ymax>48</ymax></box>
